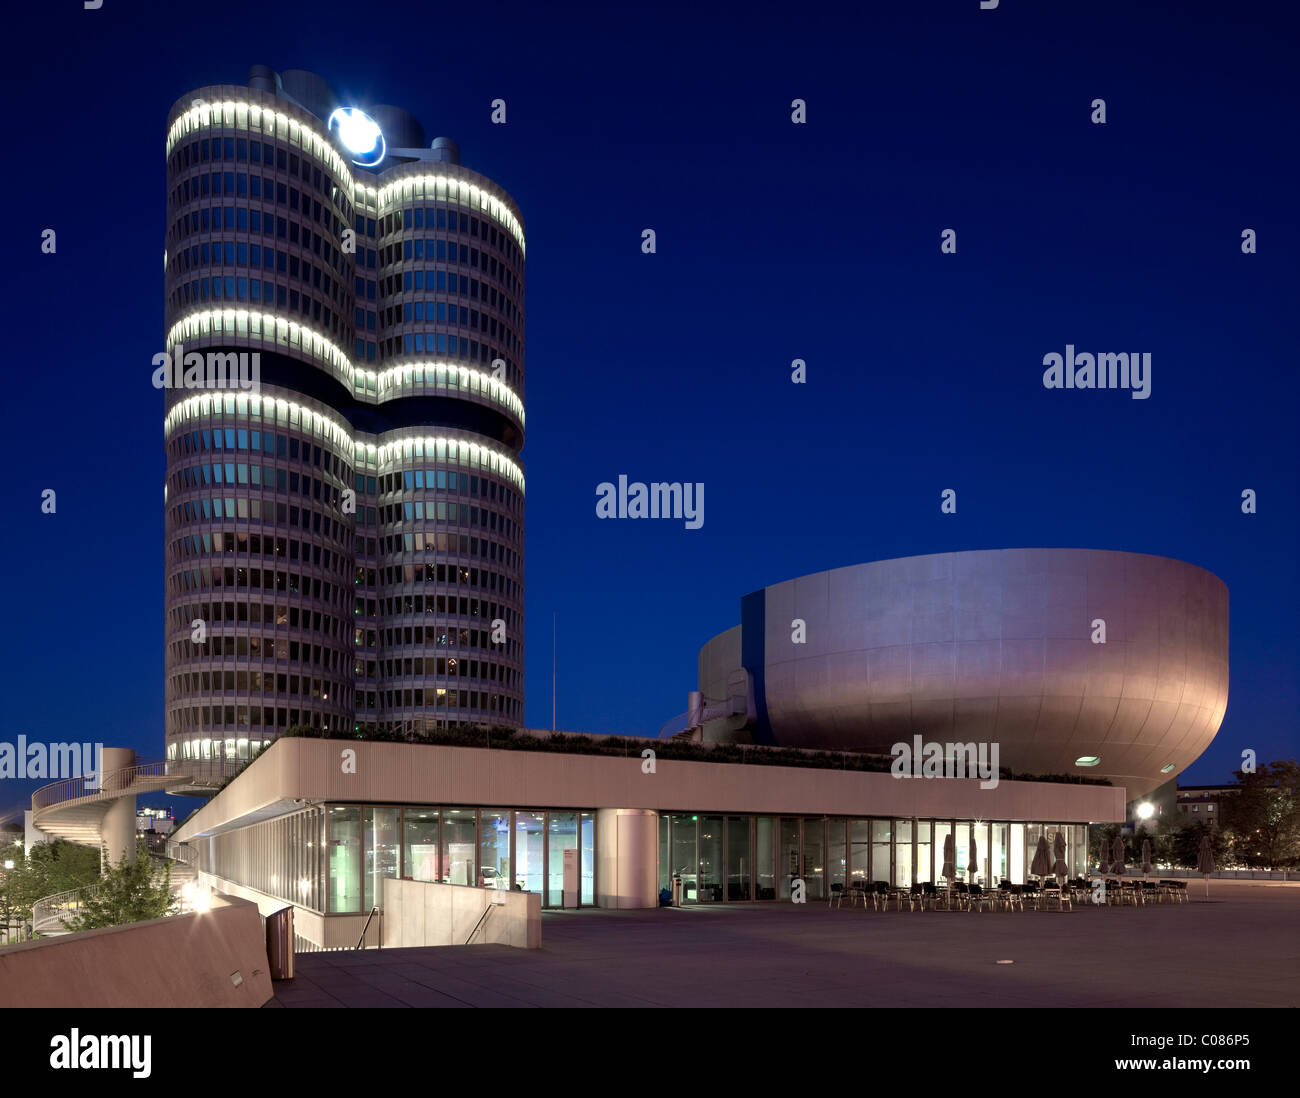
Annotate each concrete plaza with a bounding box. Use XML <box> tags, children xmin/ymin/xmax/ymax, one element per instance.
<box><xmin>268</xmin><ymin>880</ymin><xmax>1297</xmax><ymax>1008</ymax></box>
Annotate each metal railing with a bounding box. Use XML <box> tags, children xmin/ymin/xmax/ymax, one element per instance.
<box><xmin>31</xmin><ymin>882</ymin><xmax>101</xmax><ymax>934</ymax></box>
<box><xmin>30</xmin><ymin>857</ymin><xmax>191</xmax><ymax>937</ymax></box>
<box><xmin>31</xmin><ymin>760</ymin><xmax>167</xmax><ymax>812</ymax></box>
<box><xmin>31</xmin><ymin>757</ymin><xmax>249</xmax><ymax>813</ymax></box>
<box><xmin>1146</xmin><ymin>868</ymin><xmax>1294</xmax><ymax>881</ymax></box>
<box><xmin>356</xmin><ymin>906</ymin><xmax>380</xmax><ymax>949</ymax></box>
<box><xmin>465</xmin><ymin>903</ymin><xmax>494</xmax><ymax>944</ymax></box>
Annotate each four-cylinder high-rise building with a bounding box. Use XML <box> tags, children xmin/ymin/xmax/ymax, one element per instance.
<box><xmin>163</xmin><ymin>67</ymin><xmax>525</xmax><ymax>770</ymax></box>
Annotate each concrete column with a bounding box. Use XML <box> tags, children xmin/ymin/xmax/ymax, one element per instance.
<box><xmin>99</xmin><ymin>748</ymin><xmax>137</xmax><ymax>872</ymax></box>
<box><xmin>595</xmin><ymin>808</ymin><xmax>659</xmax><ymax>909</ymax></box>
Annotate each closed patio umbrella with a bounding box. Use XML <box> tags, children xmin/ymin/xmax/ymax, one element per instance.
<box><xmin>1030</xmin><ymin>834</ymin><xmax>1051</xmax><ymax>880</ymax></box>
<box><xmin>969</xmin><ymin>835</ymin><xmax>979</xmax><ymax>883</ymax></box>
<box><xmin>1112</xmin><ymin>835</ymin><xmax>1126</xmax><ymax>877</ymax></box>
<box><xmin>940</xmin><ymin>833</ymin><xmax>956</xmax><ymax>909</ymax></box>
<box><xmin>1141</xmin><ymin>838</ymin><xmax>1153</xmax><ymax>877</ymax></box>
<box><xmin>1197</xmin><ymin>834</ymin><xmax>1216</xmax><ymax>901</ymax></box>
<box><xmin>1052</xmin><ymin>831</ymin><xmax>1069</xmax><ymax>886</ymax></box>
<box><xmin>1098</xmin><ymin>837</ymin><xmax>1109</xmax><ymax>874</ymax></box>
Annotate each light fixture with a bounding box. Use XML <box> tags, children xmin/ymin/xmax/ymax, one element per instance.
<box><xmin>1161</xmin><ymin>763</ymin><xmax>1176</xmax><ymax>773</ymax></box>
<box><xmin>1136</xmin><ymin>802</ymin><xmax>1154</xmax><ymax>820</ymax></box>
<box><xmin>328</xmin><ymin>107</ymin><xmax>386</xmax><ymax>167</ymax></box>
<box><xmin>1075</xmin><ymin>756</ymin><xmax>1101</xmax><ymax>767</ymax></box>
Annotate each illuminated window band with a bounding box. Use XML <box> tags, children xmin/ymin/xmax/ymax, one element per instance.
<box><xmin>374</xmin><ymin>362</ymin><xmax>524</xmax><ymax>424</ymax></box>
<box><xmin>166</xmin><ymin>98</ymin><xmax>525</xmax><ymax>254</ymax></box>
<box><xmin>378</xmin><ymin>175</ymin><xmax>525</xmax><ymax>258</ymax></box>
<box><xmin>164</xmin><ymin>391</ymin><xmax>356</xmax><ymax>463</ymax></box>
<box><xmin>163</xmin><ymin>399</ymin><xmax>525</xmax><ymax>495</ymax></box>
<box><xmin>167</xmin><ymin>100</ymin><xmax>354</xmax><ymax>202</ymax></box>
<box><xmin>166</xmin><ymin>309</ymin><xmax>523</xmax><ymax>425</ymax></box>
<box><xmin>376</xmin><ymin>436</ymin><xmax>526</xmax><ymax>494</ymax></box>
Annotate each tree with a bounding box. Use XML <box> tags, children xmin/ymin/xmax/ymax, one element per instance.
<box><xmin>60</xmin><ymin>854</ymin><xmax>175</xmax><ymax>932</ymax></box>
<box><xmin>0</xmin><ymin>840</ymin><xmax>100</xmax><ymax>935</ymax></box>
<box><xmin>1166</xmin><ymin>818</ymin><xmax>1228</xmax><ymax>869</ymax></box>
<box><xmin>1221</xmin><ymin>761</ymin><xmax>1300</xmax><ymax>869</ymax></box>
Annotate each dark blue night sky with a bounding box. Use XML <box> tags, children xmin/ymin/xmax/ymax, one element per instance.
<box><xmin>1</xmin><ymin>0</ymin><xmax>1295</xmax><ymax>817</ymax></box>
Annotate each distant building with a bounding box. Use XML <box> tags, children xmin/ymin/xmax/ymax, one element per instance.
<box><xmin>1175</xmin><ymin>784</ymin><xmax>1235</xmax><ymax>827</ymax></box>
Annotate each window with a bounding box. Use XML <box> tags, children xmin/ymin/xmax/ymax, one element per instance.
<box><xmin>328</xmin><ymin>807</ymin><xmax>361</xmax><ymax>913</ymax></box>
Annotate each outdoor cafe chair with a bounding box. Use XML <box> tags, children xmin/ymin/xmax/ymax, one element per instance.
<box><xmin>953</xmin><ymin>881</ymin><xmax>971</xmax><ymax>911</ymax></box>
<box><xmin>907</xmin><ymin>882</ymin><xmax>926</xmax><ymax>912</ymax></box>
<box><xmin>842</xmin><ymin>881</ymin><xmax>868</xmax><ymax>908</ymax></box>
<box><xmin>871</xmin><ymin>881</ymin><xmax>891</xmax><ymax>911</ymax></box>
<box><xmin>1022</xmin><ymin>879</ymin><xmax>1040</xmax><ymax>909</ymax></box>
<box><xmin>1043</xmin><ymin>880</ymin><xmax>1073</xmax><ymax>912</ymax></box>
<box><xmin>966</xmin><ymin>883</ymin><xmax>992</xmax><ymax>912</ymax></box>
<box><xmin>996</xmin><ymin>880</ymin><xmax>1016</xmax><ymax>912</ymax></box>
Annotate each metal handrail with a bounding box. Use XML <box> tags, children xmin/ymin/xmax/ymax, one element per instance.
<box><xmin>30</xmin><ymin>857</ymin><xmax>191</xmax><ymax>935</ymax></box>
<box><xmin>31</xmin><ymin>881</ymin><xmax>101</xmax><ymax>932</ymax></box>
<box><xmin>355</xmin><ymin>905</ymin><xmax>380</xmax><ymax>950</ymax></box>
<box><xmin>31</xmin><ymin>760</ymin><xmax>167</xmax><ymax>812</ymax></box>
<box><xmin>465</xmin><ymin>903</ymin><xmax>493</xmax><ymax>944</ymax></box>
<box><xmin>31</xmin><ymin>756</ymin><xmax>248</xmax><ymax>813</ymax></box>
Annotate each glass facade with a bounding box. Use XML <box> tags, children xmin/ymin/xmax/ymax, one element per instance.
<box><xmin>755</xmin><ymin>816</ymin><xmax>776</xmax><ymax>900</ymax></box>
<box><xmin>480</xmin><ymin>808</ymin><xmax>511</xmax><ymax>889</ymax></box>
<box><xmin>193</xmin><ymin>804</ymin><xmax>1100</xmax><ymax>916</ymax></box>
<box><xmin>442</xmin><ymin>808</ymin><xmax>476</xmax><ymax>885</ymax></box>
<box><xmin>363</xmin><ymin>806</ymin><xmax>399</xmax><ymax>910</ymax></box>
<box><xmin>328</xmin><ymin>806</ymin><xmax>360</xmax><ymax>913</ymax></box>
<box><xmin>699</xmin><ymin>817</ymin><xmax>724</xmax><ymax>902</ymax></box>
<box><xmin>549</xmin><ymin>812</ymin><xmax>578</xmax><ymax>906</ymax></box>
<box><xmin>803</xmin><ymin>818</ymin><xmax>825</xmax><ymax>899</ymax></box>
<box><xmin>655</xmin><ymin>816</ymin><xmax>1096</xmax><ymax>904</ymax></box>
<box><xmin>728</xmin><ymin>817</ymin><xmax>751</xmax><ymax>901</ymax></box>
<box><xmin>403</xmin><ymin>807</ymin><xmax>439</xmax><ymax>882</ymax></box>
<box><xmin>516</xmin><ymin>811</ymin><xmax>545</xmax><ymax>893</ymax></box>
<box><xmin>580</xmin><ymin>812</ymin><xmax>594</xmax><ymax>905</ymax></box>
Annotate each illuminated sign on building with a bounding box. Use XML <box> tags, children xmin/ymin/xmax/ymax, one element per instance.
<box><xmin>328</xmin><ymin>107</ymin><xmax>386</xmax><ymax>167</ymax></box>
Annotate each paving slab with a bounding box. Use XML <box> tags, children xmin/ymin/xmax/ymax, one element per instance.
<box><xmin>270</xmin><ymin>880</ymin><xmax>1299</xmax><ymax>1008</ymax></box>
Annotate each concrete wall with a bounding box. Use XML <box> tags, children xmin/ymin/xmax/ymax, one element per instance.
<box><xmin>0</xmin><ymin>896</ymin><xmax>272</xmax><ymax>1008</ymax></box>
<box><xmin>382</xmin><ymin>878</ymin><xmax>540</xmax><ymax>949</ymax></box>
<box><xmin>174</xmin><ymin>738</ymin><xmax>1126</xmax><ymax>848</ymax></box>
<box><xmin>189</xmin><ymin>871</ymin><xmax>369</xmax><ymax>950</ymax></box>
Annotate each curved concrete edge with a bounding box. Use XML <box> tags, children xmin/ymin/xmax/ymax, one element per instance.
<box><xmin>0</xmin><ymin>896</ymin><xmax>272</xmax><ymax>1008</ymax></box>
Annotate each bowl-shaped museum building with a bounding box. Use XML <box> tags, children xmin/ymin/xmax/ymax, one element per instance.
<box><xmin>698</xmin><ymin>549</ymin><xmax>1229</xmax><ymax>798</ymax></box>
